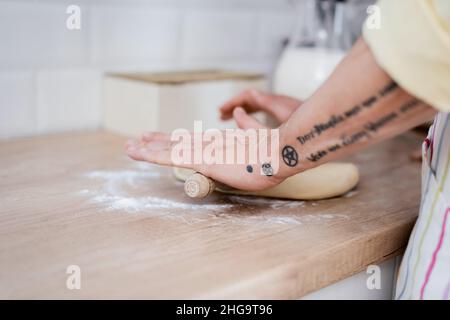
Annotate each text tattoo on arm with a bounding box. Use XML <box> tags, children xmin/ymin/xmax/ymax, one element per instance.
<box><xmin>281</xmin><ymin>82</ymin><xmax>420</xmax><ymax>167</ymax></box>
<box><xmin>297</xmin><ymin>81</ymin><xmax>399</xmax><ymax>145</ymax></box>
<box><xmin>305</xmin><ymin>98</ymin><xmax>420</xmax><ymax>162</ymax></box>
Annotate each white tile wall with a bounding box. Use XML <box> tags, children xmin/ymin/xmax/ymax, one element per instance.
<box><xmin>0</xmin><ymin>71</ymin><xmax>36</xmax><ymax>139</ymax></box>
<box><xmin>0</xmin><ymin>0</ymin><xmax>297</xmax><ymax>139</ymax></box>
<box><xmin>256</xmin><ymin>12</ymin><xmax>297</xmax><ymax>60</ymax></box>
<box><xmin>181</xmin><ymin>10</ymin><xmax>258</xmax><ymax>62</ymax></box>
<box><xmin>36</xmin><ymin>69</ymin><xmax>102</xmax><ymax>133</ymax></box>
<box><xmin>0</xmin><ymin>1</ymin><xmax>88</xmax><ymax>68</ymax></box>
<box><xmin>90</xmin><ymin>4</ymin><xmax>180</xmax><ymax>67</ymax></box>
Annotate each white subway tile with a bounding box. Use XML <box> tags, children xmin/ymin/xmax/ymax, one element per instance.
<box><xmin>256</xmin><ymin>12</ymin><xmax>296</xmax><ymax>59</ymax></box>
<box><xmin>0</xmin><ymin>1</ymin><xmax>89</xmax><ymax>68</ymax></box>
<box><xmin>166</xmin><ymin>0</ymin><xmax>292</xmax><ymax>11</ymax></box>
<box><xmin>0</xmin><ymin>71</ymin><xmax>36</xmax><ymax>139</ymax></box>
<box><xmin>181</xmin><ymin>10</ymin><xmax>258</xmax><ymax>62</ymax></box>
<box><xmin>36</xmin><ymin>69</ymin><xmax>102</xmax><ymax>133</ymax></box>
<box><xmin>29</xmin><ymin>0</ymin><xmax>291</xmax><ymax>11</ymax></box>
<box><xmin>90</xmin><ymin>4</ymin><xmax>180</xmax><ymax>66</ymax></box>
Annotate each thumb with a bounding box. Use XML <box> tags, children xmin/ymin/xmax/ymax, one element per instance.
<box><xmin>233</xmin><ymin>107</ymin><xmax>267</xmax><ymax>130</ymax></box>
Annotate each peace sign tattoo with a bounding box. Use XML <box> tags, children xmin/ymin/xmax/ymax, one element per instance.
<box><xmin>282</xmin><ymin>145</ymin><xmax>299</xmax><ymax>167</ymax></box>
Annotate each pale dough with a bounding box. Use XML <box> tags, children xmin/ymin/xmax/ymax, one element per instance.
<box><xmin>173</xmin><ymin>162</ymin><xmax>359</xmax><ymax>200</ymax></box>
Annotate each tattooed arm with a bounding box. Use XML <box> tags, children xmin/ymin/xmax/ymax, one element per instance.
<box><xmin>276</xmin><ymin>38</ymin><xmax>436</xmax><ymax>179</ymax></box>
<box><xmin>126</xmin><ymin>38</ymin><xmax>436</xmax><ymax>191</ymax></box>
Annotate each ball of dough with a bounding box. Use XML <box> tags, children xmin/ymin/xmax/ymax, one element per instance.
<box><xmin>173</xmin><ymin>162</ymin><xmax>359</xmax><ymax>200</ymax></box>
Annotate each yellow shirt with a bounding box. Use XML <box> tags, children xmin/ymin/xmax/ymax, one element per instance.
<box><xmin>363</xmin><ymin>0</ymin><xmax>450</xmax><ymax>112</ymax></box>
<box><xmin>364</xmin><ymin>0</ymin><xmax>450</xmax><ymax>300</ymax></box>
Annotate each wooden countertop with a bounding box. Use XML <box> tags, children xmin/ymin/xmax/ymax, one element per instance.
<box><xmin>0</xmin><ymin>131</ymin><xmax>423</xmax><ymax>299</ymax></box>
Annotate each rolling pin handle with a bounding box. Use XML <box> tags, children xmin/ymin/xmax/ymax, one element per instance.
<box><xmin>184</xmin><ymin>173</ymin><xmax>215</xmax><ymax>198</ymax></box>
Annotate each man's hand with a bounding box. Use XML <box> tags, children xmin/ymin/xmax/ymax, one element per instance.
<box><xmin>125</xmin><ymin>38</ymin><xmax>436</xmax><ymax>192</ymax></box>
<box><xmin>219</xmin><ymin>89</ymin><xmax>301</xmax><ymax>127</ymax></box>
<box><xmin>125</xmin><ymin>131</ymin><xmax>286</xmax><ymax>191</ymax></box>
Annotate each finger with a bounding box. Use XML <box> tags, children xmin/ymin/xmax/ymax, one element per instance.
<box><xmin>233</xmin><ymin>107</ymin><xmax>267</xmax><ymax>130</ymax></box>
<box><xmin>140</xmin><ymin>143</ymin><xmax>194</xmax><ymax>170</ymax></box>
<box><xmin>125</xmin><ymin>139</ymin><xmax>145</xmax><ymax>161</ymax></box>
<box><xmin>141</xmin><ymin>131</ymin><xmax>171</xmax><ymax>142</ymax></box>
<box><xmin>125</xmin><ymin>142</ymin><xmax>146</xmax><ymax>161</ymax></box>
<box><xmin>138</xmin><ymin>138</ymin><xmax>180</xmax><ymax>162</ymax></box>
<box><xmin>219</xmin><ymin>90</ymin><xmax>256</xmax><ymax>120</ymax></box>
<box><xmin>140</xmin><ymin>147</ymin><xmax>172</xmax><ymax>166</ymax></box>
<box><xmin>124</xmin><ymin>138</ymin><xmax>139</xmax><ymax>149</ymax></box>
<box><xmin>126</xmin><ymin>138</ymin><xmax>171</xmax><ymax>161</ymax></box>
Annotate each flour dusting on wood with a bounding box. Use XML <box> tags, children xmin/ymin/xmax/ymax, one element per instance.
<box><xmin>77</xmin><ymin>162</ymin><xmax>348</xmax><ymax>226</ymax></box>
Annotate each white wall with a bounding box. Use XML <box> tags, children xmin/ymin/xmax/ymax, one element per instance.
<box><xmin>0</xmin><ymin>0</ymin><xmax>296</xmax><ymax>139</ymax></box>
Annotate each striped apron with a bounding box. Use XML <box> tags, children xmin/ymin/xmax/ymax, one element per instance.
<box><xmin>396</xmin><ymin>112</ymin><xmax>450</xmax><ymax>299</ymax></box>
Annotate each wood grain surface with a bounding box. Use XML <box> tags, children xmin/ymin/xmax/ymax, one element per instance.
<box><xmin>0</xmin><ymin>131</ymin><xmax>423</xmax><ymax>299</ymax></box>
<box><xmin>111</xmin><ymin>70</ymin><xmax>264</xmax><ymax>85</ymax></box>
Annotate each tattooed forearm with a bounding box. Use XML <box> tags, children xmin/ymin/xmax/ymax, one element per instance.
<box><xmin>297</xmin><ymin>115</ymin><xmax>345</xmax><ymax>144</ymax></box>
<box><xmin>362</xmin><ymin>95</ymin><xmax>378</xmax><ymax>108</ymax></box>
<box><xmin>296</xmin><ymin>81</ymin><xmax>399</xmax><ymax>146</ymax></box>
<box><xmin>301</xmin><ymin>98</ymin><xmax>420</xmax><ymax>163</ymax></box>
<box><xmin>307</xmin><ymin>149</ymin><xmax>328</xmax><ymax>162</ymax></box>
<box><xmin>364</xmin><ymin>112</ymin><xmax>398</xmax><ymax>133</ymax></box>
<box><xmin>342</xmin><ymin>130</ymin><xmax>370</xmax><ymax>146</ymax></box>
<box><xmin>400</xmin><ymin>99</ymin><xmax>420</xmax><ymax>113</ymax></box>
<box><xmin>305</xmin><ymin>130</ymin><xmax>370</xmax><ymax>162</ymax></box>
<box><xmin>378</xmin><ymin>81</ymin><xmax>398</xmax><ymax>97</ymax></box>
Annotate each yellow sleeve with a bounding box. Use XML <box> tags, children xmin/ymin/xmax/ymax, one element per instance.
<box><xmin>363</xmin><ymin>0</ymin><xmax>450</xmax><ymax>112</ymax></box>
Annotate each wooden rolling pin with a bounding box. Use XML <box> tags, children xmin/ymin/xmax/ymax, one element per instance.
<box><xmin>184</xmin><ymin>172</ymin><xmax>216</xmax><ymax>198</ymax></box>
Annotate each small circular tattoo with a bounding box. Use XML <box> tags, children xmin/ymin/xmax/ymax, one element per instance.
<box><xmin>246</xmin><ymin>165</ymin><xmax>253</xmax><ymax>173</ymax></box>
<box><xmin>261</xmin><ymin>163</ymin><xmax>274</xmax><ymax>176</ymax></box>
<box><xmin>282</xmin><ymin>145</ymin><xmax>299</xmax><ymax>167</ymax></box>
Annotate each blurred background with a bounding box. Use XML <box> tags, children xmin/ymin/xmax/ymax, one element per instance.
<box><xmin>0</xmin><ymin>0</ymin><xmax>374</xmax><ymax>140</ymax></box>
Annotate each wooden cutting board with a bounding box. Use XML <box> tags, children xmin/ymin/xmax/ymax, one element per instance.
<box><xmin>0</xmin><ymin>131</ymin><xmax>423</xmax><ymax>298</ymax></box>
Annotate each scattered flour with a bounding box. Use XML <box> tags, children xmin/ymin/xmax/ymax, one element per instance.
<box><xmin>77</xmin><ymin>165</ymin><xmax>347</xmax><ymax>226</ymax></box>
<box><xmin>91</xmin><ymin>193</ymin><xmax>233</xmax><ymax>212</ymax></box>
<box><xmin>226</xmin><ymin>195</ymin><xmax>305</xmax><ymax>209</ymax></box>
<box><xmin>266</xmin><ymin>217</ymin><xmax>303</xmax><ymax>225</ymax></box>
<box><xmin>344</xmin><ymin>190</ymin><xmax>359</xmax><ymax>198</ymax></box>
<box><xmin>83</xmin><ymin>168</ymin><xmax>233</xmax><ymax>212</ymax></box>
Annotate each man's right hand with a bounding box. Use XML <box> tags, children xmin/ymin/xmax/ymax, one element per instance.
<box><xmin>219</xmin><ymin>89</ymin><xmax>302</xmax><ymax>127</ymax></box>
